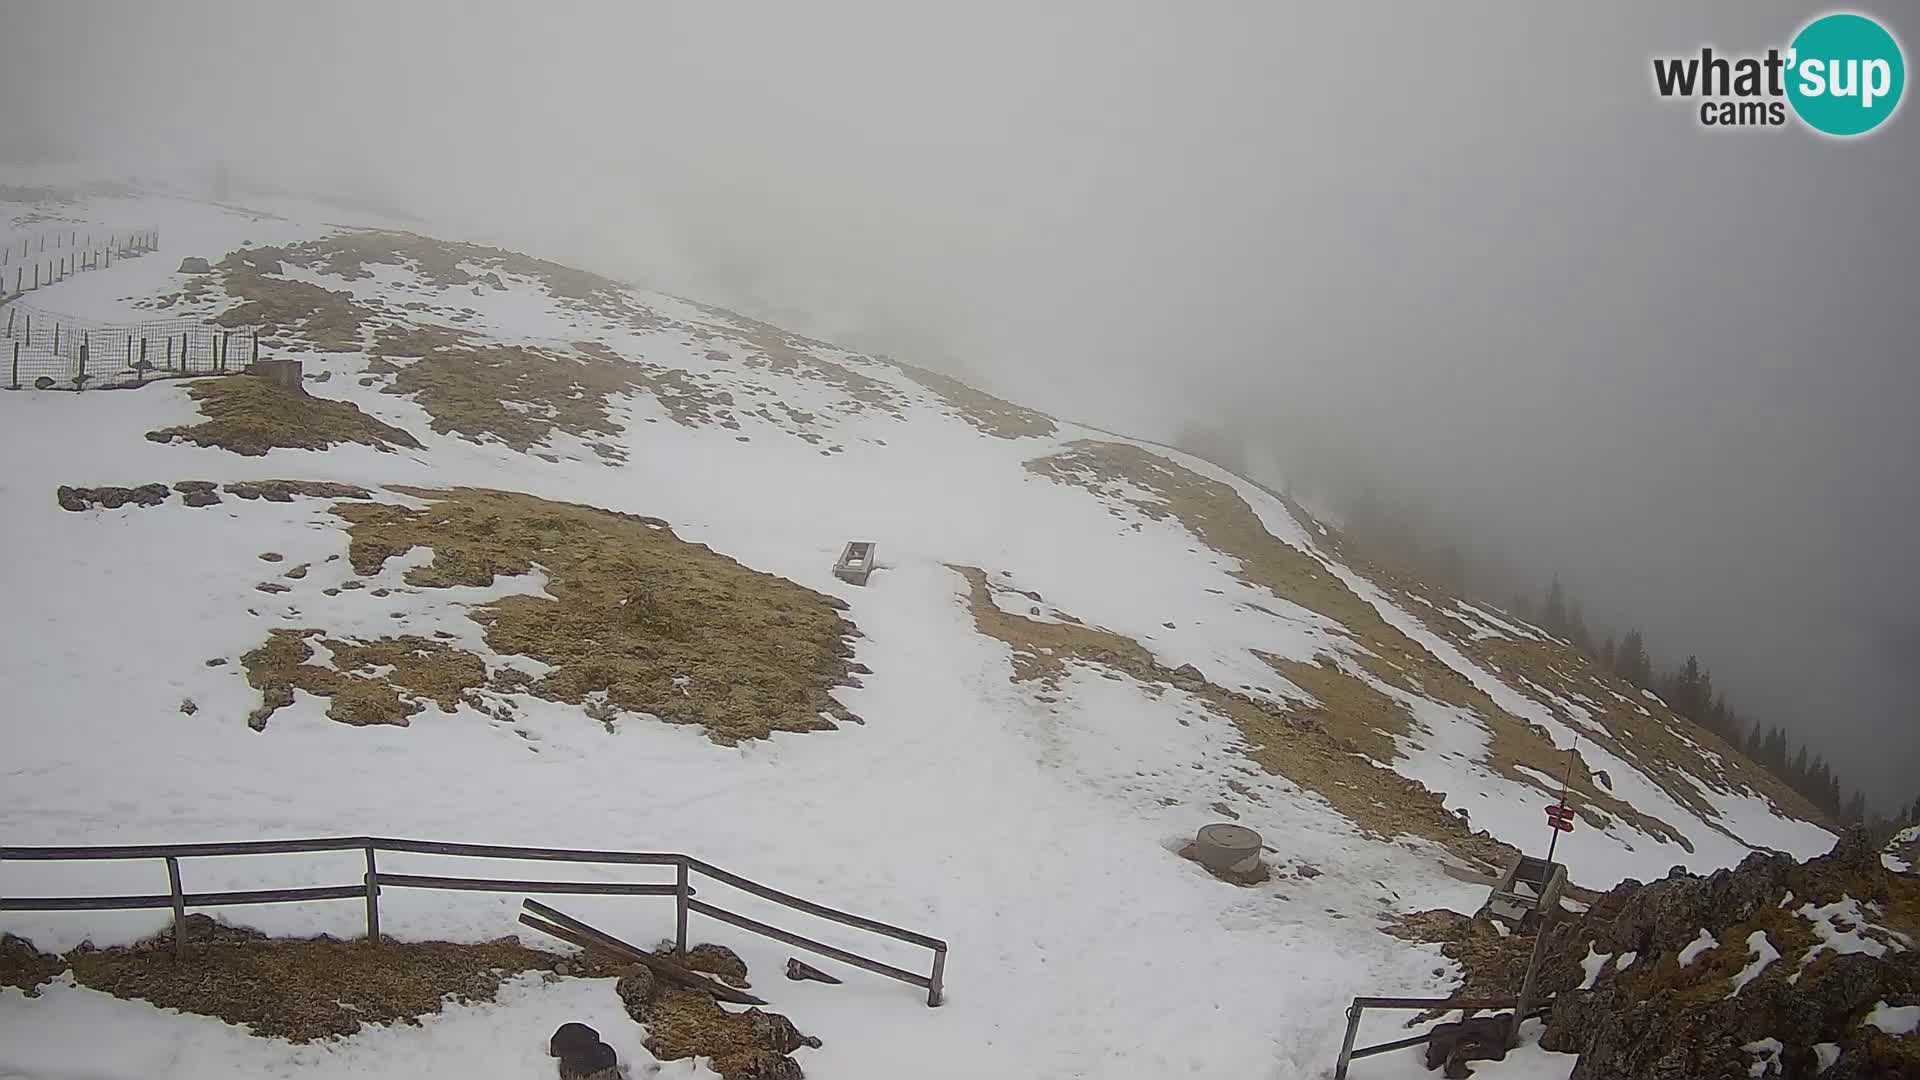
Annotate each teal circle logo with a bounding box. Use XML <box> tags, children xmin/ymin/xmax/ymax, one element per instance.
<box><xmin>1787</xmin><ymin>13</ymin><xmax>1905</xmax><ymax>136</ymax></box>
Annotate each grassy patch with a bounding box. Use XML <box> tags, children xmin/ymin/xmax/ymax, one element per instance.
<box><xmin>146</xmin><ymin>377</ymin><xmax>421</xmax><ymax>456</ymax></box>
<box><xmin>242</xmin><ymin>630</ymin><xmax>489</xmax><ymax>729</ymax></box>
<box><xmin>371</xmin><ymin>327</ymin><xmax>639</xmax><ymax>458</ymax></box>
<box><xmin>65</xmin><ymin>916</ymin><xmax>560</xmax><ymax>1042</ymax></box>
<box><xmin>1</xmin><ymin>933</ymin><xmax>64</xmax><ymax>996</ymax></box>
<box><xmin>226</xmin><ymin>479</ymin><xmax>373</xmax><ymax>502</ymax></box>
<box><xmin>323</xmin><ymin>487</ymin><xmax>862</xmax><ymax>744</ymax></box>
<box><xmin>950</xmin><ymin>564</ymin><xmax>1514</xmax><ymax>871</ymax></box>
<box><xmin>889</xmin><ymin>357</ymin><xmax>1057</xmax><ymax>438</ymax></box>
<box><xmin>1025</xmin><ymin>440</ymin><xmax>1690</xmax><ymax>848</ymax></box>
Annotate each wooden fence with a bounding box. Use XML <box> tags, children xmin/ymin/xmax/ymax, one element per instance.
<box><xmin>0</xmin><ymin>835</ymin><xmax>947</xmax><ymax>1006</ymax></box>
<box><xmin>1331</xmin><ymin>994</ymin><xmax>1554</xmax><ymax>1078</ymax></box>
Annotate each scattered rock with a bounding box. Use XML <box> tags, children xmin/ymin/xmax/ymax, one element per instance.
<box><xmin>616</xmin><ymin>967</ymin><xmax>658</xmax><ymax>1012</ymax></box>
<box><xmin>225</xmin><ymin>480</ymin><xmax>372</xmax><ymax>502</ymax></box>
<box><xmin>284</xmin><ymin>564</ymin><xmax>308</xmax><ymax>579</ymax></box>
<box><xmin>256</xmin><ymin>582</ymin><xmax>290</xmax><ymax>594</ymax></box>
<box><xmin>340</xmin><ymin>580</ymin><xmax>365</xmax><ymax>590</ymax></box>
<box><xmin>371</xmin><ymin>587</ymin><xmax>390</xmax><ymax>597</ymax></box>
<box><xmin>549</xmin><ymin>1022</ymin><xmax>600</xmax><ymax>1058</ymax></box>
<box><xmin>179</xmin><ymin>698</ymin><xmax>198</xmax><ymax>716</ymax></box>
<box><xmin>177</xmin><ymin>256</ymin><xmax>211</xmax><ymax>274</ymax></box>
<box><xmin>33</xmin><ymin>376</ymin><xmax>54</xmax><ymax>390</ymax></box>
<box><xmin>205</xmin><ymin>658</ymin><xmax>227</xmax><ymax>667</ymax></box>
<box><xmin>1425</xmin><ymin>1014</ymin><xmax>1512</xmax><ymax>1078</ymax></box>
<box><xmin>56</xmin><ymin>483</ymin><xmax>171</xmax><ymax>512</ymax></box>
<box><xmin>173</xmin><ymin>480</ymin><xmax>223</xmax><ymax>507</ymax></box>
<box><xmin>259</xmin><ymin>552</ymin><xmax>284</xmax><ymax>562</ymax></box>
<box><xmin>0</xmin><ymin>933</ymin><xmax>65</xmax><ymax>996</ymax></box>
<box><xmin>557</xmin><ymin>1039</ymin><xmax>618</xmax><ymax>1079</ymax></box>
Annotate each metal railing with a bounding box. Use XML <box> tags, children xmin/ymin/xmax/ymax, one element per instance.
<box><xmin>0</xmin><ymin>835</ymin><xmax>947</xmax><ymax>1006</ymax></box>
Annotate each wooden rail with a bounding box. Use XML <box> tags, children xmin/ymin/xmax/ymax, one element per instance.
<box><xmin>0</xmin><ymin>836</ymin><xmax>947</xmax><ymax>1006</ymax></box>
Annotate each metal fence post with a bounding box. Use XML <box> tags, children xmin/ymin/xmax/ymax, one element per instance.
<box><xmin>1333</xmin><ymin>1000</ymin><xmax>1363</xmax><ymax>1080</ymax></box>
<box><xmin>928</xmin><ymin>945</ymin><xmax>947</xmax><ymax>1007</ymax></box>
<box><xmin>165</xmin><ymin>856</ymin><xmax>187</xmax><ymax>960</ymax></box>
<box><xmin>363</xmin><ymin>843</ymin><xmax>380</xmax><ymax>945</ymax></box>
<box><xmin>675</xmin><ymin>858</ymin><xmax>690</xmax><ymax>955</ymax></box>
<box><xmin>11</xmin><ymin>341</ymin><xmax>18</xmax><ymax>389</ymax></box>
<box><xmin>78</xmin><ymin>342</ymin><xmax>87</xmax><ymax>389</ymax></box>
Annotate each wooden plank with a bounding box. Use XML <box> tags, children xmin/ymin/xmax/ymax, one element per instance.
<box><xmin>1349</xmin><ymin>996</ymin><xmax>1520</xmax><ymax>1010</ymax></box>
<box><xmin>375</xmin><ymin>872</ymin><xmax>682</xmax><ymax>896</ymax></box>
<box><xmin>370</xmin><ymin>838</ymin><xmax>680</xmax><ymax>865</ymax></box>
<box><xmin>517</xmin><ymin>905</ymin><xmax>767</xmax><ymax>1006</ymax></box>
<box><xmin>0</xmin><ymin>837</ymin><xmax>369</xmax><ymax>860</ymax></box>
<box><xmin>687</xmin><ymin>898</ymin><xmax>929</xmax><ymax>990</ymax></box>
<box><xmin>684</xmin><ymin>858</ymin><xmax>946</xmax><ymax>951</ymax></box>
<box><xmin>0</xmin><ymin>884</ymin><xmax>363</xmax><ymax>911</ymax></box>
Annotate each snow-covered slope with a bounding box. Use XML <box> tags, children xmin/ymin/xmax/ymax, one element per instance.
<box><xmin>0</xmin><ymin>185</ymin><xmax>1835</xmax><ymax>1079</ymax></box>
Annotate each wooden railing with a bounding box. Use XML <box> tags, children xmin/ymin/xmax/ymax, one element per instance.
<box><xmin>1331</xmin><ymin>995</ymin><xmax>1553</xmax><ymax>1078</ymax></box>
<box><xmin>0</xmin><ymin>836</ymin><xmax>947</xmax><ymax>1006</ymax></box>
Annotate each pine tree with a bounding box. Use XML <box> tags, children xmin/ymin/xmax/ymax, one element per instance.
<box><xmin>1567</xmin><ymin>601</ymin><xmax>1593</xmax><ymax>654</ymax></box>
<box><xmin>1616</xmin><ymin>630</ymin><xmax>1653</xmax><ymax>688</ymax></box>
<box><xmin>1791</xmin><ymin>744</ymin><xmax>1810</xmax><ymax>785</ymax></box>
<box><xmin>1542</xmin><ymin>578</ymin><xmax>1570</xmax><ymax>638</ymax></box>
<box><xmin>1763</xmin><ymin>726</ymin><xmax>1790</xmax><ymax>771</ymax></box>
<box><xmin>1744</xmin><ymin>718</ymin><xmax>1764</xmax><ymax>758</ymax></box>
<box><xmin>1845</xmin><ymin>790</ymin><xmax>1868</xmax><ymax>825</ymax></box>
<box><xmin>1599</xmin><ymin>635</ymin><xmax>1618</xmax><ymax>671</ymax></box>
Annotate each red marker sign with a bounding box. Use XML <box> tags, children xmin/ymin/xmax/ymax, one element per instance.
<box><xmin>1545</xmin><ymin>804</ymin><xmax>1576</xmax><ymax>832</ymax></box>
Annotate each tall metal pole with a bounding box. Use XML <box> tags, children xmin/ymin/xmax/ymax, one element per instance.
<box><xmin>1546</xmin><ymin>740</ymin><xmax>1577</xmax><ymax>865</ymax></box>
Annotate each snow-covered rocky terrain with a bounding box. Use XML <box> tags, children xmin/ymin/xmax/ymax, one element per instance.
<box><xmin>0</xmin><ymin>181</ymin><xmax>1841</xmax><ymax>1079</ymax></box>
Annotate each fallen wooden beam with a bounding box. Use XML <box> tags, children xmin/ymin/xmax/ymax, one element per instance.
<box><xmin>519</xmin><ymin>899</ymin><xmax>767</xmax><ymax>1006</ymax></box>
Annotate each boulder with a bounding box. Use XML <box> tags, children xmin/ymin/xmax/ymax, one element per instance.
<box><xmin>177</xmin><ymin>256</ymin><xmax>211</xmax><ymax>274</ymax></box>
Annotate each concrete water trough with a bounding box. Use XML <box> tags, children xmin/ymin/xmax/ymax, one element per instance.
<box><xmin>833</xmin><ymin>541</ymin><xmax>876</xmax><ymax>586</ymax></box>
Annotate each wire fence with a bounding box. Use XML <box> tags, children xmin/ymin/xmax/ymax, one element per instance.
<box><xmin>2</xmin><ymin>300</ymin><xmax>261</xmax><ymax>391</ymax></box>
<box><xmin>0</xmin><ymin>226</ymin><xmax>159</xmax><ymax>301</ymax></box>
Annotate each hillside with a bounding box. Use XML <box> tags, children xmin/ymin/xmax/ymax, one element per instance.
<box><xmin>0</xmin><ymin>183</ymin><xmax>1845</xmax><ymax>1079</ymax></box>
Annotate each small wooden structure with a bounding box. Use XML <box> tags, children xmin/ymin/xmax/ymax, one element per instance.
<box><xmin>246</xmin><ymin>358</ymin><xmax>305</xmax><ymax>394</ymax></box>
<box><xmin>1482</xmin><ymin>854</ymin><xmax>1566</xmax><ymax>928</ymax></box>
<box><xmin>833</xmin><ymin>541</ymin><xmax>876</xmax><ymax>585</ymax></box>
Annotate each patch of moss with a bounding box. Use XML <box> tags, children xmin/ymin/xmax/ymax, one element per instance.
<box><xmin>146</xmin><ymin>377</ymin><xmax>421</xmax><ymax>456</ymax></box>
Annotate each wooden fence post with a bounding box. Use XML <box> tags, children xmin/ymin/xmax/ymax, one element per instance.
<box><xmin>166</xmin><ymin>856</ymin><xmax>187</xmax><ymax>961</ymax></box>
<box><xmin>928</xmin><ymin>945</ymin><xmax>946</xmax><ymax>1006</ymax></box>
<box><xmin>363</xmin><ymin>844</ymin><xmax>381</xmax><ymax>945</ymax></box>
<box><xmin>222</xmin><ymin>331</ymin><xmax>231</xmax><ymax>371</ymax></box>
<box><xmin>166</xmin><ymin>336</ymin><xmax>174</xmax><ymax>371</ymax></box>
<box><xmin>52</xmin><ymin>323</ymin><xmax>58</xmax><ymax>351</ymax></box>
<box><xmin>251</xmin><ymin>335</ymin><xmax>259</xmax><ymax>364</ymax></box>
<box><xmin>10</xmin><ymin>341</ymin><xmax>18</xmax><ymax>390</ymax></box>
<box><xmin>675</xmin><ymin>858</ymin><xmax>690</xmax><ymax>956</ymax></box>
<box><xmin>78</xmin><ymin>341</ymin><xmax>87</xmax><ymax>389</ymax></box>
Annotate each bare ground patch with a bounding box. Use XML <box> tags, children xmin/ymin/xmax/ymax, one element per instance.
<box><xmin>63</xmin><ymin>916</ymin><xmax>557</xmax><ymax>1041</ymax></box>
<box><xmin>145</xmin><ymin>376</ymin><xmax>421</xmax><ymax>456</ymax></box>
<box><xmin>887</xmin><ymin>357</ymin><xmax>1058</xmax><ymax>438</ymax></box>
<box><xmin>370</xmin><ymin>327</ymin><xmax>640</xmax><ymax>458</ymax></box>
<box><xmin>1024</xmin><ymin>440</ymin><xmax>1694</xmax><ymax>849</ymax></box>
<box><xmin>304</xmin><ymin>487</ymin><xmax>864</xmax><ymax>744</ymax></box>
<box><xmin>951</xmin><ymin>564</ymin><xmax>1514</xmax><ymax>871</ymax></box>
<box><xmin>241</xmin><ymin>630</ymin><xmax>489</xmax><ymax>730</ymax></box>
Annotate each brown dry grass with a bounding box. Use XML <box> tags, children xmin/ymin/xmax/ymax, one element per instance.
<box><xmin>214</xmin><ymin>247</ymin><xmax>379</xmax><ymax>353</ymax></box>
<box><xmin>66</xmin><ymin>916</ymin><xmax>560</xmax><ymax>1042</ymax></box>
<box><xmin>951</xmin><ymin>564</ymin><xmax>1515</xmax><ymax>871</ymax></box>
<box><xmin>242</xmin><ymin>630</ymin><xmax>488</xmax><ymax>729</ymax></box>
<box><xmin>1024</xmin><ymin>440</ymin><xmax>1690</xmax><ymax>848</ymax></box>
<box><xmin>888</xmin><ymin>357</ymin><xmax>1058</xmax><ymax>438</ymax></box>
<box><xmin>325</xmin><ymin>487</ymin><xmax>862</xmax><ymax>744</ymax></box>
<box><xmin>1</xmin><ymin>933</ymin><xmax>64</xmax><ymax>996</ymax></box>
<box><xmin>682</xmin><ymin>302</ymin><xmax>904</xmax><ymax>414</ymax></box>
<box><xmin>145</xmin><ymin>376</ymin><xmax>421</xmax><ymax>456</ymax></box>
<box><xmin>371</xmin><ymin>327</ymin><xmax>639</xmax><ymax>458</ymax></box>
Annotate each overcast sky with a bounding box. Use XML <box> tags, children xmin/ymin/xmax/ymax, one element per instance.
<box><xmin>5</xmin><ymin>2</ymin><xmax>1914</xmax><ymax>809</ymax></box>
